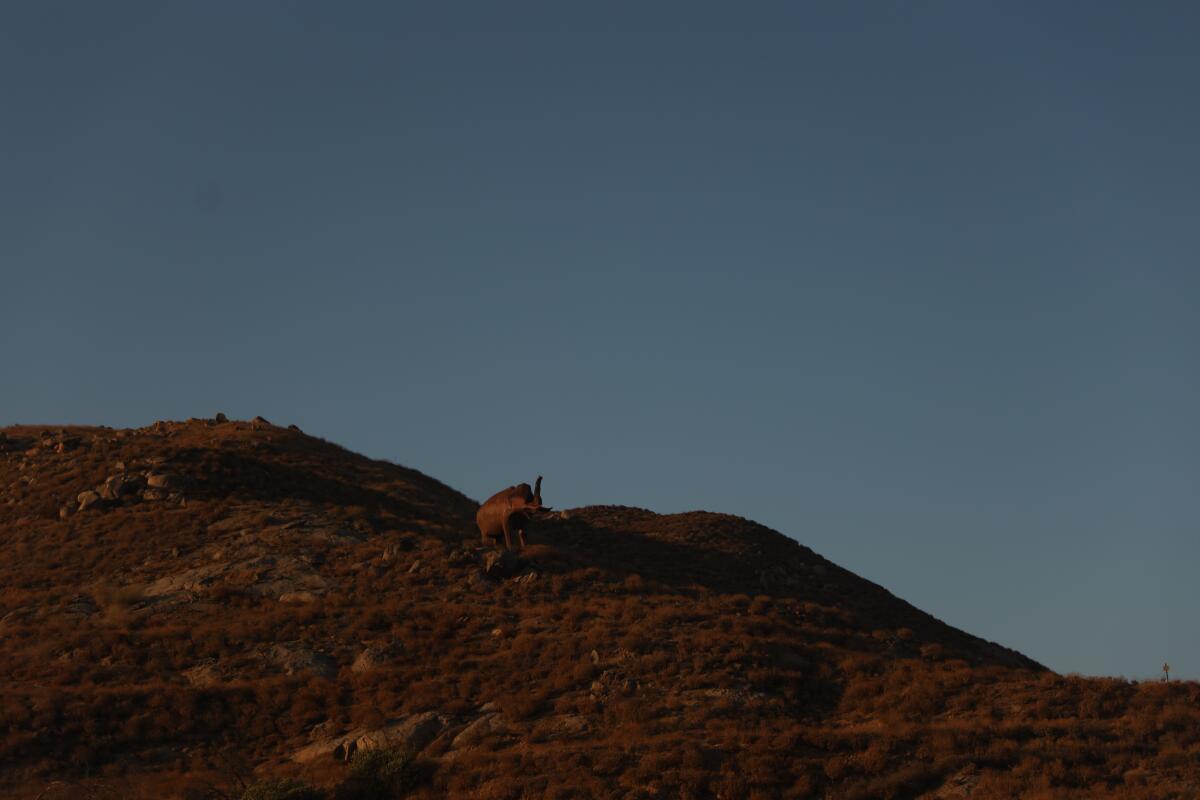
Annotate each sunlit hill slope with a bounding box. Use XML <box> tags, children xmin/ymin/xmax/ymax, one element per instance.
<box><xmin>1</xmin><ymin>418</ymin><xmax>1197</xmax><ymax>799</ymax></box>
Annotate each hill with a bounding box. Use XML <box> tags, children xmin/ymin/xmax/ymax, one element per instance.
<box><xmin>1</xmin><ymin>418</ymin><xmax>1197</xmax><ymax>799</ymax></box>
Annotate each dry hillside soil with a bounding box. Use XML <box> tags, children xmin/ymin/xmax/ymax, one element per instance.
<box><xmin>1</xmin><ymin>419</ymin><xmax>1198</xmax><ymax>799</ymax></box>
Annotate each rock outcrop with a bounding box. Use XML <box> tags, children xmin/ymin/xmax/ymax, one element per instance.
<box><xmin>292</xmin><ymin>713</ymin><xmax>446</xmax><ymax>764</ymax></box>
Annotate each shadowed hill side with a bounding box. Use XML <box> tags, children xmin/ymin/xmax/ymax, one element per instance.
<box><xmin>534</xmin><ymin>506</ymin><xmax>1039</xmax><ymax>671</ymax></box>
<box><xmin>1</xmin><ymin>419</ymin><xmax>1198</xmax><ymax>800</ymax></box>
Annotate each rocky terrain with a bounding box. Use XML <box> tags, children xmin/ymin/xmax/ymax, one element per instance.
<box><xmin>1</xmin><ymin>419</ymin><xmax>1198</xmax><ymax>799</ymax></box>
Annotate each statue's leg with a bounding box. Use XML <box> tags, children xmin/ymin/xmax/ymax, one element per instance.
<box><xmin>518</xmin><ymin>528</ymin><xmax>527</xmax><ymax>549</ymax></box>
<box><xmin>502</xmin><ymin>518</ymin><xmax>514</xmax><ymax>550</ymax></box>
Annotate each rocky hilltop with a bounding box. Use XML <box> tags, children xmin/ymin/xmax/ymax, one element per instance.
<box><xmin>1</xmin><ymin>419</ymin><xmax>1197</xmax><ymax>799</ymax></box>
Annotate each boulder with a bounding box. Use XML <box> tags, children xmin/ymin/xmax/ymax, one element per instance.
<box><xmin>99</xmin><ymin>474</ymin><xmax>136</xmax><ymax>500</ymax></box>
<box><xmin>214</xmin><ymin>412</ymin><xmax>228</xmax><ymax>423</ymax></box>
<box><xmin>270</xmin><ymin>644</ymin><xmax>337</xmax><ymax>679</ymax></box>
<box><xmin>483</xmin><ymin>550</ymin><xmax>522</xmax><ymax>579</ymax></box>
<box><xmin>77</xmin><ymin>491</ymin><xmax>101</xmax><ymax>512</ymax></box>
<box><xmin>351</xmin><ymin>642</ymin><xmax>402</xmax><ymax>673</ymax></box>
<box><xmin>292</xmin><ymin>712</ymin><xmax>445</xmax><ymax>764</ymax></box>
<box><xmin>146</xmin><ymin>473</ymin><xmax>174</xmax><ymax>489</ymax></box>
<box><xmin>292</xmin><ymin>730</ymin><xmax>368</xmax><ymax>764</ymax></box>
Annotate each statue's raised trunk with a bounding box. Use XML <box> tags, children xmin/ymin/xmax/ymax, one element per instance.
<box><xmin>533</xmin><ymin>476</ymin><xmax>543</xmax><ymax>506</ymax></box>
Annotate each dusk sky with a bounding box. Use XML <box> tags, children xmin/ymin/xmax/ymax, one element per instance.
<box><xmin>3</xmin><ymin>2</ymin><xmax>1198</xmax><ymax>679</ymax></box>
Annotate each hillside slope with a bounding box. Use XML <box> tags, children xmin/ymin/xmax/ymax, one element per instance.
<box><xmin>1</xmin><ymin>419</ymin><xmax>1197</xmax><ymax>799</ymax></box>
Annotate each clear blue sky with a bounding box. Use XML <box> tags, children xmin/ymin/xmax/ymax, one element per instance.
<box><xmin>3</xmin><ymin>2</ymin><xmax>1197</xmax><ymax>679</ymax></box>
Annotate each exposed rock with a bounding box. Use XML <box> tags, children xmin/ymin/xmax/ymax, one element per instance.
<box><xmin>310</xmin><ymin>526</ymin><xmax>366</xmax><ymax>545</ymax></box>
<box><xmin>142</xmin><ymin>563</ymin><xmax>225</xmax><ymax>597</ymax></box>
<box><xmin>145</xmin><ymin>555</ymin><xmax>328</xmax><ymax>601</ymax></box>
<box><xmin>278</xmin><ymin>590</ymin><xmax>322</xmax><ymax>605</ymax></box>
<box><xmin>467</xmin><ymin>571</ymin><xmax>496</xmax><ymax>591</ymax></box>
<box><xmin>292</xmin><ymin>732</ymin><xmax>362</xmax><ymax>765</ymax></box>
<box><xmin>920</xmin><ymin>763</ymin><xmax>980</xmax><ymax>799</ymax></box>
<box><xmin>77</xmin><ymin>490</ymin><xmax>101</xmax><ymax>512</ymax></box>
<box><xmin>355</xmin><ymin>713</ymin><xmax>443</xmax><ymax>754</ymax></box>
<box><xmin>447</xmin><ymin>546</ymin><xmax>476</xmax><ymax>567</ymax></box>
<box><xmin>46</xmin><ymin>431</ymin><xmax>81</xmax><ymax>453</ymax></box>
<box><xmin>206</xmin><ymin>515</ymin><xmax>255</xmax><ymax>534</ymax></box>
<box><xmin>58</xmin><ymin>506</ymin><xmax>71</xmax><ymax>521</ymax></box>
<box><xmin>306</xmin><ymin>720</ymin><xmax>336</xmax><ymax>742</ymax></box>
<box><xmin>590</xmin><ymin>669</ymin><xmax>637</xmax><ymax>699</ymax></box>
<box><xmin>146</xmin><ymin>473</ymin><xmax>174</xmax><ymax>489</ymax></box>
<box><xmin>100</xmin><ymin>473</ymin><xmax>141</xmax><ymax>501</ymax></box>
<box><xmin>351</xmin><ymin>642</ymin><xmax>402</xmax><ymax>673</ymax></box>
<box><xmin>483</xmin><ymin>550</ymin><xmax>522</xmax><ymax>579</ymax></box>
<box><xmin>547</xmin><ymin>713</ymin><xmax>591</xmax><ymax>740</ymax></box>
<box><xmin>63</xmin><ymin>595</ymin><xmax>98</xmax><ymax>616</ymax></box>
<box><xmin>182</xmin><ymin>660</ymin><xmax>222</xmax><ymax>688</ymax></box>
<box><xmin>269</xmin><ymin>644</ymin><xmax>337</xmax><ymax>679</ymax></box>
<box><xmin>292</xmin><ymin>712</ymin><xmax>445</xmax><ymax>764</ymax></box>
<box><xmin>451</xmin><ymin>712</ymin><xmax>506</xmax><ymax>749</ymax></box>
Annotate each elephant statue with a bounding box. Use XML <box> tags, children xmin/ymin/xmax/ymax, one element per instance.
<box><xmin>476</xmin><ymin>476</ymin><xmax>546</xmax><ymax>550</ymax></box>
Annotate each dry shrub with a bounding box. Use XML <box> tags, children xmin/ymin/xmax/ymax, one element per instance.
<box><xmin>91</xmin><ymin>581</ymin><xmax>145</xmax><ymax>626</ymax></box>
<box><xmin>5</xmin><ymin>423</ymin><xmax>1200</xmax><ymax>800</ymax></box>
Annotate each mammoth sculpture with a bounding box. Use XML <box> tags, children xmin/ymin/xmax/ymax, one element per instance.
<box><xmin>476</xmin><ymin>476</ymin><xmax>546</xmax><ymax>550</ymax></box>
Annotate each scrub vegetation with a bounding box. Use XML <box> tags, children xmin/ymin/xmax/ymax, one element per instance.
<box><xmin>1</xmin><ymin>419</ymin><xmax>1196</xmax><ymax>799</ymax></box>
